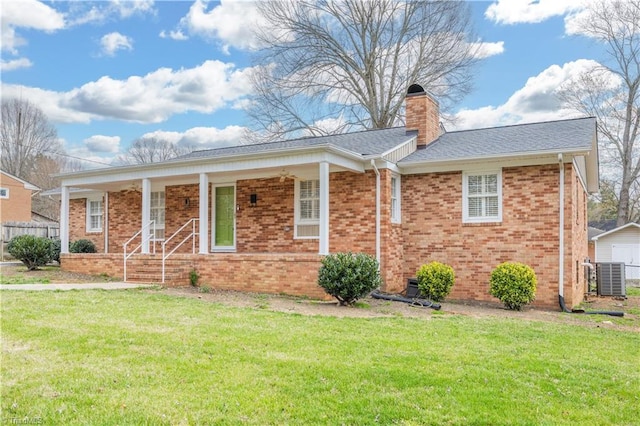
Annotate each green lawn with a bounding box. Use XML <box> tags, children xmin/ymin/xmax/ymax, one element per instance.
<box><xmin>2</xmin><ymin>291</ymin><xmax>639</xmax><ymax>425</ymax></box>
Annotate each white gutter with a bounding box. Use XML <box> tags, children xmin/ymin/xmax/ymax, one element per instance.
<box><xmin>104</xmin><ymin>192</ymin><xmax>109</xmax><ymax>254</ymax></box>
<box><xmin>370</xmin><ymin>159</ymin><xmax>381</xmax><ymax>268</ymax></box>
<box><xmin>558</xmin><ymin>154</ymin><xmax>566</xmax><ymax>304</ymax></box>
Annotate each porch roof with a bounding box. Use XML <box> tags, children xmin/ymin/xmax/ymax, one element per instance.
<box><xmin>175</xmin><ymin>127</ymin><xmax>416</xmax><ymax>161</ymax></box>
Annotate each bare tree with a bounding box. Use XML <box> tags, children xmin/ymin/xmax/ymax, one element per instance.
<box><xmin>1</xmin><ymin>98</ymin><xmax>61</xmax><ymax>180</ymax></box>
<box><xmin>558</xmin><ymin>0</ymin><xmax>640</xmax><ymax>225</ymax></box>
<box><xmin>112</xmin><ymin>137</ymin><xmax>190</xmax><ymax>165</ymax></box>
<box><xmin>248</xmin><ymin>0</ymin><xmax>479</xmax><ymax>141</ymax></box>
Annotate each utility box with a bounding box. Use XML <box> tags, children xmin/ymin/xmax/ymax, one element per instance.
<box><xmin>406</xmin><ymin>278</ymin><xmax>420</xmax><ymax>298</ymax></box>
<box><xmin>595</xmin><ymin>262</ymin><xmax>626</xmax><ymax>297</ymax></box>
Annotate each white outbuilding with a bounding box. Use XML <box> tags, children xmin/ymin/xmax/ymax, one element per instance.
<box><xmin>593</xmin><ymin>223</ymin><xmax>640</xmax><ymax>280</ymax></box>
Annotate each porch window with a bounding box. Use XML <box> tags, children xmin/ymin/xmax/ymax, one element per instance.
<box><xmin>86</xmin><ymin>198</ymin><xmax>103</xmax><ymax>232</ymax></box>
<box><xmin>463</xmin><ymin>171</ymin><xmax>502</xmax><ymax>223</ymax></box>
<box><xmin>391</xmin><ymin>174</ymin><xmax>401</xmax><ymax>223</ymax></box>
<box><xmin>0</xmin><ymin>187</ymin><xmax>8</xmax><ymax>199</ymax></box>
<box><xmin>150</xmin><ymin>191</ymin><xmax>165</xmax><ymax>239</ymax></box>
<box><xmin>295</xmin><ymin>179</ymin><xmax>320</xmax><ymax>238</ymax></box>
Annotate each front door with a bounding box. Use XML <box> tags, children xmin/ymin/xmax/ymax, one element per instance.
<box><xmin>213</xmin><ymin>185</ymin><xmax>235</xmax><ymax>250</ymax></box>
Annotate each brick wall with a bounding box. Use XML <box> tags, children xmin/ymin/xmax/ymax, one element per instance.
<box><xmin>567</xmin><ymin>164</ymin><xmax>589</xmax><ymax>307</ymax></box>
<box><xmin>61</xmin><ymin>252</ymin><xmax>327</xmax><ymax>299</ymax></box>
<box><xmin>0</xmin><ymin>174</ymin><xmax>33</xmax><ymax>223</ymax></box>
<box><xmin>107</xmin><ymin>190</ymin><xmax>142</xmax><ymax>252</ymax></box>
<box><xmin>401</xmin><ymin>164</ymin><xmax>575</xmax><ymax>309</ymax></box>
<box><xmin>405</xmin><ymin>91</ymin><xmax>439</xmax><ymax>147</ymax></box>
<box><xmin>68</xmin><ymin>197</ymin><xmax>105</xmax><ymax>252</ymax></box>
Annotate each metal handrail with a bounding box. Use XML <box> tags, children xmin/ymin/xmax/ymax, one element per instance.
<box><xmin>162</xmin><ymin>218</ymin><xmax>199</xmax><ymax>283</ymax></box>
<box><xmin>123</xmin><ymin>220</ymin><xmax>156</xmax><ymax>282</ymax></box>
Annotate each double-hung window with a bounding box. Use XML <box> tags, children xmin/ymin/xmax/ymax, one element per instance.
<box><xmin>463</xmin><ymin>171</ymin><xmax>502</xmax><ymax>223</ymax></box>
<box><xmin>295</xmin><ymin>179</ymin><xmax>320</xmax><ymax>238</ymax></box>
<box><xmin>150</xmin><ymin>191</ymin><xmax>166</xmax><ymax>239</ymax></box>
<box><xmin>86</xmin><ymin>198</ymin><xmax>103</xmax><ymax>232</ymax></box>
<box><xmin>391</xmin><ymin>174</ymin><xmax>401</xmax><ymax>223</ymax></box>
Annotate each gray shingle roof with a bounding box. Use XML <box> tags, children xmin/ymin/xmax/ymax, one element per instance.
<box><xmin>177</xmin><ymin>127</ymin><xmax>416</xmax><ymax>161</ymax></box>
<box><xmin>400</xmin><ymin>117</ymin><xmax>596</xmax><ymax>164</ymax></box>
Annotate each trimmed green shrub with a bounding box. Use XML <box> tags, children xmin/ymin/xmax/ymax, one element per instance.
<box><xmin>7</xmin><ymin>235</ymin><xmax>54</xmax><ymax>270</ymax></box>
<box><xmin>416</xmin><ymin>261</ymin><xmax>455</xmax><ymax>302</ymax></box>
<box><xmin>318</xmin><ymin>252</ymin><xmax>382</xmax><ymax>306</ymax></box>
<box><xmin>70</xmin><ymin>239</ymin><xmax>97</xmax><ymax>254</ymax></box>
<box><xmin>50</xmin><ymin>238</ymin><xmax>61</xmax><ymax>264</ymax></box>
<box><xmin>489</xmin><ymin>262</ymin><xmax>537</xmax><ymax>310</ymax></box>
<box><xmin>189</xmin><ymin>268</ymin><xmax>200</xmax><ymax>287</ymax></box>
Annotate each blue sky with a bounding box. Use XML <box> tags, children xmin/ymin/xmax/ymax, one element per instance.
<box><xmin>1</xmin><ymin>0</ymin><xmax>607</xmax><ymax>167</ymax></box>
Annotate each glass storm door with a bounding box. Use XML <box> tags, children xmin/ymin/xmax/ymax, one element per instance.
<box><xmin>214</xmin><ymin>186</ymin><xmax>235</xmax><ymax>249</ymax></box>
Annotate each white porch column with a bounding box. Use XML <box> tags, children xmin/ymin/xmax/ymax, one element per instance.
<box><xmin>60</xmin><ymin>186</ymin><xmax>70</xmax><ymax>254</ymax></box>
<box><xmin>199</xmin><ymin>173</ymin><xmax>209</xmax><ymax>254</ymax></box>
<box><xmin>141</xmin><ymin>178</ymin><xmax>151</xmax><ymax>254</ymax></box>
<box><xmin>319</xmin><ymin>161</ymin><xmax>330</xmax><ymax>255</ymax></box>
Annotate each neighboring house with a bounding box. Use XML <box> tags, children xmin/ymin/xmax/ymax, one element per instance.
<box><xmin>0</xmin><ymin>170</ymin><xmax>40</xmax><ymax>223</ymax></box>
<box><xmin>588</xmin><ymin>226</ymin><xmax>605</xmax><ymax>261</ymax></box>
<box><xmin>592</xmin><ymin>223</ymin><xmax>640</xmax><ymax>280</ymax></box>
<box><xmin>52</xmin><ymin>85</ymin><xmax>599</xmax><ymax>310</ymax></box>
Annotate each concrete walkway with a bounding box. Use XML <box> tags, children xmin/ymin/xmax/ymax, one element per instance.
<box><xmin>0</xmin><ymin>282</ymin><xmax>155</xmax><ymax>291</ymax></box>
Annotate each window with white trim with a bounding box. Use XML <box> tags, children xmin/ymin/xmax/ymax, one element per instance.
<box><xmin>150</xmin><ymin>191</ymin><xmax>166</xmax><ymax>239</ymax></box>
<box><xmin>0</xmin><ymin>188</ymin><xmax>8</xmax><ymax>199</ymax></box>
<box><xmin>294</xmin><ymin>179</ymin><xmax>320</xmax><ymax>238</ymax></box>
<box><xmin>391</xmin><ymin>174</ymin><xmax>401</xmax><ymax>223</ymax></box>
<box><xmin>86</xmin><ymin>198</ymin><xmax>103</xmax><ymax>232</ymax></box>
<box><xmin>463</xmin><ymin>171</ymin><xmax>502</xmax><ymax>223</ymax></box>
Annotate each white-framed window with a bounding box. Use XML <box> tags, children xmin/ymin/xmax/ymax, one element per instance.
<box><xmin>294</xmin><ymin>179</ymin><xmax>320</xmax><ymax>238</ymax></box>
<box><xmin>150</xmin><ymin>191</ymin><xmax>166</xmax><ymax>240</ymax></box>
<box><xmin>462</xmin><ymin>170</ymin><xmax>502</xmax><ymax>223</ymax></box>
<box><xmin>86</xmin><ymin>198</ymin><xmax>103</xmax><ymax>232</ymax></box>
<box><xmin>0</xmin><ymin>187</ymin><xmax>8</xmax><ymax>199</ymax></box>
<box><xmin>391</xmin><ymin>174</ymin><xmax>401</xmax><ymax>223</ymax></box>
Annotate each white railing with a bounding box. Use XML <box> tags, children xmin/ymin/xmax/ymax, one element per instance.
<box><xmin>123</xmin><ymin>220</ymin><xmax>156</xmax><ymax>282</ymax></box>
<box><xmin>162</xmin><ymin>218</ymin><xmax>199</xmax><ymax>283</ymax></box>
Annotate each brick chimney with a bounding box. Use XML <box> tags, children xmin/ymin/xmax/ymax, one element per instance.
<box><xmin>405</xmin><ymin>84</ymin><xmax>440</xmax><ymax>148</ymax></box>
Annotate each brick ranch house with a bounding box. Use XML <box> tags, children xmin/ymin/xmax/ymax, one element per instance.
<box><xmin>52</xmin><ymin>85</ymin><xmax>599</xmax><ymax>310</ymax></box>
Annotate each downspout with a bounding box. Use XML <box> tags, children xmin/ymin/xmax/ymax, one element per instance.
<box><xmin>104</xmin><ymin>192</ymin><xmax>109</xmax><ymax>254</ymax></box>
<box><xmin>558</xmin><ymin>154</ymin><xmax>570</xmax><ymax>312</ymax></box>
<box><xmin>370</xmin><ymin>159</ymin><xmax>381</xmax><ymax>268</ymax></box>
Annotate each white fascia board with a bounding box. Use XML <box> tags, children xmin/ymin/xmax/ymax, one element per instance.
<box><xmin>59</xmin><ymin>146</ymin><xmax>364</xmax><ymax>188</ymax></box>
<box><xmin>398</xmin><ymin>150</ymin><xmax>591</xmax><ymax>175</ymax></box>
<box><xmin>585</xmin><ymin>133</ymin><xmax>600</xmax><ymax>193</ymax></box>
<box><xmin>0</xmin><ymin>170</ymin><xmax>40</xmax><ymax>191</ymax></box>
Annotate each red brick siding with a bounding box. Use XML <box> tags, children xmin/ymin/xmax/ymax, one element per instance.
<box><xmin>107</xmin><ymin>190</ymin><xmax>142</xmax><ymax>253</ymax></box>
<box><xmin>0</xmin><ymin>173</ymin><xmax>33</xmax><ymax>222</ymax></box>
<box><xmin>68</xmin><ymin>197</ymin><xmax>105</xmax><ymax>252</ymax></box>
<box><xmin>567</xmin><ymin>165</ymin><xmax>589</xmax><ymax>307</ymax></box>
<box><xmin>405</xmin><ymin>93</ymin><xmax>439</xmax><ymax>147</ymax></box>
<box><xmin>165</xmin><ymin>184</ymin><xmax>202</xmax><ymax>253</ymax></box>
<box><xmin>402</xmin><ymin>164</ymin><xmax>568</xmax><ymax>309</ymax></box>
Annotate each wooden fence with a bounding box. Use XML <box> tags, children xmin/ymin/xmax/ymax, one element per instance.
<box><xmin>1</xmin><ymin>221</ymin><xmax>60</xmax><ymax>242</ymax></box>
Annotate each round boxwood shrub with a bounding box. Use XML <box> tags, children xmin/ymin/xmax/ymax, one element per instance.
<box><xmin>318</xmin><ymin>252</ymin><xmax>382</xmax><ymax>306</ymax></box>
<box><xmin>7</xmin><ymin>235</ymin><xmax>54</xmax><ymax>270</ymax></box>
<box><xmin>489</xmin><ymin>262</ymin><xmax>537</xmax><ymax>310</ymax></box>
<box><xmin>416</xmin><ymin>261</ymin><xmax>455</xmax><ymax>302</ymax></box>
<box><xmin>70</xmin><ymin>239</ymin><xmax>97</xmax><ymax>254</ymax></box>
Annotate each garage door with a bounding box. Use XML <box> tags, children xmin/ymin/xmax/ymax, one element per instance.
<box><xmin>612</xmin><ymin>244</ymin><xmax>640</xmax><ymax>279</ymax></box>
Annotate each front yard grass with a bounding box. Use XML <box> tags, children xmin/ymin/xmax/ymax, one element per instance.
<box><xmin>2</xmin><ymin>290</ymin><xmax>639</xmax><ymax>425</ymax></box>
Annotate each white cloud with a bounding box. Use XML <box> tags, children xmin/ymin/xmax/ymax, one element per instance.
<box><xmin>2</xmin><ymin>60</ymin><xmax>257</xmax><ymax>125</ymax></box>
<box><xmin>1</xmin><ymin>57</ymin><xmax>33</xmax><ymax>71</ymax></box>
<box><xmin>100</xmin><ymin>32</ymin><xmax>133</xmax><ymax>56</ymax></box>
<box><xmin>159</xmin><ymin>29</ymin><xmax>188</xmax><ymax>41</ymax></box>
<box><xmin>485</xmin><ymin>0</ymin><xmax>584</xmax><ymax>25</ymax></box>
<box><xmin>0</xmin><ymin>0</ymin><xmax>65</xmax><ymax>53</ymax></box>
<box><xmin>453</xmin><ymin>59</ymin><xmax>601</xmax><ymax>130</ymax></box>
<box><xmin>83</xmin><ymin>135</ymin><xmax>121</xmax><ymax>153</ymax></box>
<box><xmin>170</xmin><ymin>0</ymin><xmax>264</xmax><ymax>53</ymax></box>
<box><xmin>142</xmin><ymin>125</ymin><xmax>247</xmax><ymax>149</ymax></box>
<box><xmin>67</xmin><ymin>0</ymin><xmax>156</xmax><ymax>26</ymax></box>
<box><xmin>469</xmin><ymin>41</ymin><xmax>505</xmax><ymax>59</ymax></box>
